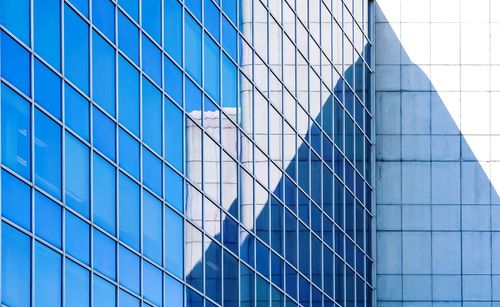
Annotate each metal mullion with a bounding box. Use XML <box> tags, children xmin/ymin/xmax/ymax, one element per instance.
<box><xmin>29</xmin><ymin>0</ymin><xmax>36</xmax><ymax>304</ymax></box>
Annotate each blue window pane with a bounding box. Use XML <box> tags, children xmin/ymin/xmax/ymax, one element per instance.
<box><xmin>66</xmin><ymin>211</ymin><xmax>90</xmax><ymax>264</ymax></box>
<box><xmin>35</xmin><ymin>59</ymin><xmax>61</xmax><ymax>119</ymax></box>
<box><xmin>120</xmin><ymin>289</ymin><xmax>140</xmax><ymax>307</ymax></box>
<box><xmin>93</xmin><ymin>31</ymin><xmax>116</xmax><ymax>115</ymax></box>
<box><xmin>35</xmin><ymin>191</ymin><xmax>62</xmax><ymax>248</ymax></box>
<box><xmin>119</xmin><ymin>245</ymin><xmax>140</xmax><ymax>294</ymax></box>
<box><xmin>143</xmin><ymin>78</ymin><xmax>162</xmax><ymax>153</ymax></box>
<box><xmin>164</xmin><ymin>164</ymin><xmax>183</xmax><ymax>212</ymax></box>
<box><xmin>119</xmin><ymin>173</ymin><xmax>140</xmax><ymax>250</ymax></box>
<box><xmin>118</xmin><ymin>12</ymin><xmax>139</xmax><ymax>64</ymax></box>
<box><xmin>119</xmin><ymin>129</ymin><xmax>140</xmax><ymax>179</ymax></box>
<box><xmin>142</xmin><ymin>0</ymin><xmax>161</xmax><ymax>43</ymax></box>
<box><xmin>65</xmin><ymin>84</ymin><xmax>90</xmax><ymax>140</ymax></box>
<box><xmin>65</xmin><ymin>259</ymin><xmax>90</xmax><ymax>307</ymax></box>
<box><xmin>94</xmin><ymin>229</ymin><xmax>116</xmax><ymax>280</ymax></box>
<box><xmin>165</xmin><ymin>206</ymin><xmax>183</xmax><ymax>277</ymax></box>
<box><xmin>222</xmin><ymin>54</ymin><xmax>237</xmax><ymax>107</ymax></box>
<box><xmin>166</xmin><ymin>274</ymin><xmax>184</xmax><ymax>307</ymax></box>
<box><xmin>94</xmin><ymin>275</ymin><xmax>116</xmax><ymax>307</ymax></box>
<box><xmin>164</xmin><ymin>98</ymin><xmax>183</xmax><ymax>171</ymax></box>
<box><xmin>164</xmin><ymin>0</ymin><xmax>182</xmax><ymax>64</ymax></box>
<box><xmin>93</xmin><ymin>153</ymin><xmax>116</xmax><ymax>235</ymax></box>
<box><xmin>34</xmin><ymin>0</ymin><xmax>61</xmax><ymax>69</ymax></box>
<box><xmin>93</xmin><ymin>107</ymin><xmax>116</xmax><ymax>160</ymax></box>
<box><xmin>204</xmin><ymin>34</ymin><xmax>220</xmax><ymax>103</ymax></box>
<box><xmin>186</xmin><ymin>0</ymin><xmax>202</xmax><ymax>20</ymax></box>
<box><xmin>205</xmin><ymin>236</ymin><xmax>222</xmax><ymax>303</ymax></box>
<box><xmin>185</xmin><ymin>15</ymin><xmax>202</xmax><ymax>84</ymax></box>
<box><xmin>164</xmin><ymin>55</ymin><xmax>182</xmax><ymax>104</ymax></box>
<box><xmin>142</xmin><ymin>36</ymin><xmax>162</xmax><ymax>85</ymax></box>
<box><xmin>65</xmin><ymin>5</ymin><xmax>89</xmax><ymax>94</ymax></box>
<box><xmin>205</xmin><ymin>0</ymin><xmax>220</xmax><ymax>41</ymax></box>
<box><xmin>1</xmin><ymin>84</ymin><xmax>30</xmax><ymax>179</ymax></box>
<box><xmin>118</xmin><ymin>56</ymin><xmax>139</xmax><ymax>135</ymax></box>
<box><xmin>70</xmin><ymin>0</ymin><xmax>89</xmax><ymax>17</ymax></box>
<box><xmin>1</xmin><ymin>0</ymin><xmax>29</xmax><ymax>43</ymax></box>
<box><xmin>222</xmin><ymin>16</ymin><xmax>237</xmax><ymax>60</ymax></box>
<box><xmin>1</xmin><ymin>170</ymin><xmax>30</xmax><ymax>231</ymax></box>
<box><xmin>2</xmin><ymin>223</ymin><xmax>31</xmax><ymax>307</ymax></box>
<box><xmin>119</xmin><ymin>0</ymin><xmax>138</xmax><ymax>21</ymax></box>
<box><xmin>143</xmin><ymin>149</ymin><xmax>162</xmax><ymax>196</ymax></box>
<box><xmin>1</xmin><ymin>32</ymin><xmax>30</xmax><ymax>95</ymax></box>
<box><xmin>222</xmin><ymin>0</ymin><xmax>236</xmax><ymax>24</ymax></box>
<box><xmin>35</xmin><ymin>242</ymin><xmax>62</xmax><ymax>307</ymax></box>
<box><xmin>143</xmin><ymin>261</ymin><xmax>163</xmax><ymax>306</ymax></box>
<box><xmin>93</xmin><ymin>0</ymin><xmax>115</xmax><ymax>42</ymax></box>
<box><xmin>185</xmin><ymin>77</ymin><xmax>202</xmax><ymax>113</ymax></box>
<box><xmin>185</xmin><ymin>223</ymin><xmax>203</xmax><ymax>291</ymax></box>
<box><xmin>143</xmin><ymin>192</ymin><xmax>162</xmax><ymax>264</ymax></box>
<box><xmin>65</xmin><ymin>132</ymin><xmax>90</xmax><ymax>217</ymax></box>
<box><xmin>35</xmin><ymin>110</ymin><xmax>62</xmax><ymax>199</ymax></box>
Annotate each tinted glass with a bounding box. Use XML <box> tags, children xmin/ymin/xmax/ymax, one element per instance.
<box><xmin>35</xmin><ymin>59</ymin><xmax>61</xmax><ymax>119</ymax></box>
<box><xmin>164</xmin><ymin>98</ymin><xmax>183</xmax><ymax>171</ymax></box>
<box><xmin>185</xmin><ymin>14</ymin><xmax>202</xmax><ymax>84</ymax></box>
<box><xmin>222</xmin><ymin>16</ymin><xmax>237</xmax><ymax>60</ymax></box>
<box><xmin>143</xmin><ymin>148</ymin><xmax>162</xmax><ymax>195</ymax></box>
<box><xmin>35</xmin><ymin>109</ymin><xmax>62</xmax><ymax>199</ymax></box>
<box><xmin>165</xmin><ymin>206</ymin><xmax>183</xmax><ymax>277</ymax></box>
<box><xmin>164</xmin><ymin>55</ymin><xmax>182</xmax><ymax>103</ymax></box>
<box><xmin>186</xmin><ymin>0</ymin><xmax>202</xmax><ymax>20</ymax></box>
<box><xmin>119</xmin><ymin>245</ymin><xmax>140</xmax><ymax>294</ymax></box>
<box><xmin>165</xmin><ymin>0</ymin><xmax>182</xmax><ymax>64</ymax></box>
<box><xmin>120</xmin><ymin>289</ymin><xmax>140</xmax><ymax>307</ymax></box>
<box><xmin>35</xmin><ymin>242</ymin><xmax>62</xmax><ymax>307</ymax></box>
<box><xmin>65</xmin><ymin>84</ymin><xmax>90</xmax><ymax>141</ymax></box>
<box><xmin>64</xmin><ymin>5</ymin><xmax>89</xmax><ymax>94</ymax></box>
<box><xmin>204</xmin><ymin>34</ymin><xmax>220</xmax><ymax>102</ymax></box>
<box><xmin>119</xmin><ymin>0</ymin><xmax>138</xmax><ymax>21</ymax></box>
<box><xmin>93</xmin><ymin>153</ymin><xmax>116</xmax><ymax>235</ymax></box>
<box><xmin>94</xmin><ymin>275</ymin><xmax>116</xmax><ymax>307</ymax></box>
<box><xmin>205</xmin><ymin>0</ymin><xmax>220</xmax><ymax>41</ymax></box>
<box><xmin>66</xmin><ymin>211</ymin><xmax>90</xmax><ymax>264</ymax></box>
<box><xmin>119</xmin><ymin>173</ymin><xmax>140</xmax><ymax>250</ymax></box>
<box><xmin>71</xmin><ymin>0</ymin><xmax>89</xmax><ymax>16</ymax></box>
<box><xmin>143</xmin><ymin>191</ymin><xmax>163</xmax><ymax>264</ymax></box>
<box><xmin>94</xmin><ymin>229</ymin><xmax>116</xmax><ymax>280</ymax></box>
<box><xmin>35</xmin><ymin>191</ymin><xmax>62</xmax><ymax>248</ymax></box>
<box><xmin>165</xmin><ymin>274</ymin><xmax>184</xmax><ymax>306</ymax></box>
<box><xmin>93</xmin><ymin>31</ymin><xmax>116</xmax><ymax>115</ymax></box>
<box><xmin>143</xmin><ymin>78</ymin><xmax>162</xmax><ymax>153</ymax></box>
<box><xmin>142</xmin><ymin>0</ymin><xmax>161</xmax><ymax>42</ymax></box>
<box><xmin>1</xmin><ymin>32</ymin><xmax>31</xmax><ymax>95</ymax></box>
<box><xmin>118</xmin><ymin>12</ymin><xmax>139</xmax><ymax>64</ymax></box>
<box><xmin>118</xmin><ymin>56</ymin><xmax>140</xmax><ymax>135</ymax></box>
<box><xmin>142</xmin><ymin>36</ymin><xmax>162</xmax><ymax>85</ymax></box>
<box><xmin>1</xmin><ymin>0</ymin><xmax>29</xmax><ymax>43</ymax></box>
<box><xmin>65</xmin><ymin>132</ymin><xmax>90</xmax><ymax>217</ymax></box>
<box><xmin>222</xmin><ymin>54</ymin><xmax>237</xmax><ymax>107</ymax></box>
<box><xmin>143</xmin><ymin>261</ymin><xmax>163</xmax><ymax>305</ymax></box>
<box><xmin>2</xmin><ymin>170</ymin><xmax>31</xmax><ymax>230</ymax></box>
<box><xmin>66</xmin><ymin>259</ymin><xmax>90</xmax><ymax>307</ymax></box>
<box><xmin>165</xmin><ymin>163</ymin><xmax>183</xmax><ymax>212</ymax></box>
<box><xmin>93</xmin><ymin>0</ymin><xmax>115</xmax><ymax>41</ymax></box>
<box><xmin>119</xmin><ymin>128</ymin><xmax>140</xmax><ymax>179</ymax></box>
<box><xmin>93</xmin><ymin>107</ymin><xmax>116</xmax><ymax>160</ymax></box>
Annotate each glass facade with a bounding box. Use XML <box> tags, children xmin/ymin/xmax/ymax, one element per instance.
<box><xmin>0</xmin><ymin>0</ymin><xmax>373</xmax><ymax>306</ymax></box>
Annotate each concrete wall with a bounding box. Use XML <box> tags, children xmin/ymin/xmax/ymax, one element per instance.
<box><xmin>375</xmin><ymin>0</ymin><xmax>500</xmax><ymax>305</ymax></box>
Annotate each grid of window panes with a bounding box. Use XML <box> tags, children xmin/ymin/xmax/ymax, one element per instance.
<box><xmin>0</xmin><ymin>0</ymin><xmax>373</xmax><ymax>306</ymax></box>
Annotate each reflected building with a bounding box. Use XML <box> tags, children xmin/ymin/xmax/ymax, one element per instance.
<box><xmin>0</xmin><ymin>0</ymin><xmax>373</xmax><ymax>307</ymax></box>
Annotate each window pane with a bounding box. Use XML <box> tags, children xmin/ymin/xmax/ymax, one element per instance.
<box><xmin>165</xmin><ymin>274</ymin><xmax>183</xmax><ymax>307</ymax></box>
<box><xmin>164</xmin><ymin>55</ymin><xmax>182</xmax><ymax>104</ymax></box>
<box><xmin>205</xmin><ymin>236</ymin><xmax>222</xmax><ymax>304</ymax></box>
<box><xmin>35</xmin><ymin>242</ymin><xmax>62</xmax><ymax>307</ymax></box>
<box><xmin>94</xmin><ymin>275</ymin><xmax>116</xmax><ymax>307</ymax></box>
<box><xmin>143</xmin><ymin>191</ymin><xmax>162</xmax><ymax>264</ymax></box>
<box><xmin>224</xmin><ymin>251</ymin><xmax>238</xmax><ymax>306</ymax></box>
<box><xmin>164</xmin><ymin>0</ymin><xmax>182</xmax><ymax>64</ymax></box>
<box><xmin>142</xmin><ymin>36</ymin><xmax>162</xmax><ymax>85</ymax></box>
<box><xmin>119</xmin><ymin>0</ymin><xmax>138</xmax><ymax>21</ymax></box>
<box><xmin>143</xmin><ymin>148</ymin><xmax>162</xmax><ymax>196</ymax></box>
<box><xmin>71</xmin><ymin>0</ymin><xmax>89</xmax><ymax>16</ymax></box>
<box><xmin>118</xmin><ymin>55</ymin><xmax>140</xmax><ymax>135</ymax></box>
<box><xmin>93</xmin><ymin>153</ymin><xmax>116</xmax><ymax>235</ymax></box>
<box><xmin>65</xmin><ymin>259</ymin><xmax>90</xmax><ymax>307</ymax></box>
<box><xmin>119</xmin><ymin>245</ymin><xmax>140</xmax><ymax>294</ymax></box>
<box><xmin>1</xmin><ymin>0</ymin><xmax>29</xmax><ymax>43</ymax></box>
<box><xmin>93</xmin><ymin>107</ymin><xmax>116</xmax><ymax>161</ymax></box>
<box><xmin>185</xmin><ymin>77</ymin><xmax>202</xmax><ymax>114</ymax></box>
<box><xmin>222</xmin><ymin>16</ymin><xmax>237</xmax><ymax>60</ymax></box>
<box><xmin>120</xmin><ymin>289</ymin><xmax>140</xmax><ymax>307</ymax></box>
<box><xmin>143</xmin><ymin>261</ymin><xmax>163</xmax><ymax>306</ymax></box>
<box><xmin>185</xmin><ymin>222</ymin><xmax>203</xmax><ymax>291</ymax></box>
<box><xmin>186</xmin><ymin>0</ymin><xmax>202</xmax><ymax>20</ymax></box>
<box><xmin>204</xmin><ymin>34</ymin><xmax>220</xmax><ymax>103</ymax></box>
<box><xmin>222</xmin><ymin>0</ymin><xmax>236</xmax><ymax>24</ymax></box>
<box><xmin>35</xmin><ymin>59</ymin><xmax>61</xmax><ymax>119</ymax></box>
<box><xmin>185</xmin><ymin>14</ymin><xmax>202</xmax><ymax>84</ymax></box>
<box><xmin>93</xmin><ymin>0</ymin><xmax>115</xmax><ymax>41</ymax></box>
<box><xmin>119</xmin><ymin>128</ymin><xmax>140</xmax><ymax>179</ymax></box>
<box><xmin>142</xmin><ymin>0</ymin><xmax>161</xmax><ymax>43</ymax></box>
<box><xmin>93</xmin><ymin>31</ymin><xmax>116</xmax><ymax>115</ymax></box>
<box><xmin>64</xmin><ymin>5</ymin><xmax>89</xmax><ymax>94</ymax></box>
<box><xmin>65</xmin><ymin>84</ymin><xmax>90</xmax><ymax>140</ymax></box>
<box><xmin>65</xmin><ymin>132</ymin><xmax>90</xmax><ymax>217</ymax></box>
<box><xmin>118</xmin><ymin>11</ymin><xmax>139</xmax><ymax>64</ymax></box>
<box><xmin>165</xmin><ymin>205</ymin><xmax>183</xmax><ymax>277</ymax></box>
<box><xmin>34</xmin><ymin>0</ymin><xmax>60</xmax><ymax>68</ymax></box>
<box><xmin>35</xmin><ymin>109</ymin><xmax>62</xmax><ymax>199</ymax></box>
<box><xmin>143</xmin><ymin>78</ymin><xmax>162</xmax><ymax>153</ymax></box>
<box><xmin>119</xmin><ymin>173</ymin><xmax>140</xmax><ymax>250</ymax></box>
<box><xmin>1</xmin><ymin>31</ymin><xmax>31</xmax><ymax>95</ymax></box>
<box><xmin>205</xmin><ymin>0</ymin><xmax>220</xmax><ymax>41</ymax></box>
<box><xmin>164</xmin><ymin>164</ymin><xmax>183</xmax><ymax>212</ymax></box>
<box><xmin>222</xmin><ymin>54</ymin><xmax>237</xmax><ymax>107</ymax></box>
<box><xmin>164</xmin><ymin>97</ymin><xmax>183</xmax><ymax>171</ymax></box>
<box><xmin>1</xmin><ymin>170</ymin><xmax>30</xmax><ymax>230</ymax></box>
<box><xmin>35</xmin><ymin>191</ymin><xmax>62</xmax><ymax>248</ymax></box>
<box><xmin>94</xmin><ymin>228</ymin><xmax>116</xmax><ymax>280</ymax></box>
<box><xmin>66</xmin><ymin>211</ymin><xmax>90</xmax><ymax>264</ymax></box>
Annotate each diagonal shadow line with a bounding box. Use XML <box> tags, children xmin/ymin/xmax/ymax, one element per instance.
<box><xmin>375</xmin><ymin>6</ymin><xmax>500</xmax><ymax>304</ymax></box>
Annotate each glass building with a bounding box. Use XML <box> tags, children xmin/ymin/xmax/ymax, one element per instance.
<box><xmin>0</xmin><ymin>0</ymin><xmax>373</xmax><ymax>306</ymax></box>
